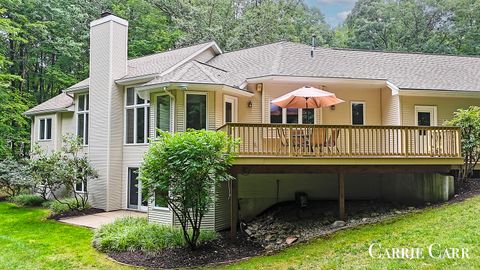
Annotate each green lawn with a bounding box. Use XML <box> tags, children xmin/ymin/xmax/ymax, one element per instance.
<box><xmin>2</xmin><ymin>197</ymin><xmax>480</xmax><ymax>270</ymax></box>
<box><xmin>212</xmin><ymin>196</ymin><xmax>480</xmax><ymax>270</ymax></box>
<box><xmin>0</xmin><ymin>202</ymin><xmax>132</xmax><ymax>270</ymax></box>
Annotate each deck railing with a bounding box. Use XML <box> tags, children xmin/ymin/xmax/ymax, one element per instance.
<box><xmin>217</xmin><ymin>123</ymin><xmax>462</xmax><ymax>158</ymax></box>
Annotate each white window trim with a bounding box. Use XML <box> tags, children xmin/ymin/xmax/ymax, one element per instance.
<box><xmin>74</xmin><ymin>181</ymin><xmax>86</xmax><ymax>193</ymax></box>
<box><xmin>223</xmin><ymin>95</ymin><xmax>238</xmax><ymax>124</ymax></box>
<box><xmin>184</xmin><ymin>92</ymin><xmax>208</xmax><ymax>131</ymax></box>
<box><xmin>38</xmin><ymin>117</ymin><xmax>52</xmax><ymax>141</ymax></box>
<box><xmin>153</xmin><ymin>93</ymin><xmax>175</xmax><ymax>133</ymax></box>
<box><xmin>153</xmin><ymin>189</ymin><xmax>170</xmax><ymax>211</ymax></box>
<box><xmin>125</xmin><ymin>88</ymin><xmax>150</xmax><ymax>145</ymax></box>
<box><xmin>269</xmin><ymin>101</ymin><xmax>317</xmax><ymax>124</ymax></box>
<box><xmin>351</xmin><ymin>101</ymin><xmax>366</xmax><ymax>125</ymax></box>
<box><xmin>414</xmin><ymin>105</ymin><xmax>437</xmax><ymax>127</ymax></box>
<box><xmin>76</xmin><ymin>94</ymin><xmax>89</xmax><ymax>146</ymax></box>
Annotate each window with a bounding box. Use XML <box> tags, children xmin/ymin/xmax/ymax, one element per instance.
<box><xmin>77</xmin><ymin>94</ymin><xmax>89</xmax><ymax>145</ymax></box>
<box><xmin>154</xmin><ymin>188</ymin><xmax>168</xmax><ymax>208</ymax></box>
<box><xmin>75</xmin><ymin>181</ymin><xmax>87</xmax><ymax>193</ymax></box>
<box><xmin>156</xmin><ymin>94</ymin><xmax>172</xmax><ymax>132</ymax></box>
<box><xmin>128</xmin><ymin>167</ymin><xmax>148</xmax><ymax>210</ymax></box>
<box><xmin>270</xmin><ymin>103</ymin><xmax>283</xmax><ymax>123</ymax></box>
<box><xmin>38</xmin><ymin>118</ymin><xmax>52</xmax><ymax>140</ymax></box>
<box><xmin>125</xmin><ymin>88</ymin><xmax>150</xmax><ymax>144</ymax></box>
<box><xmin>351</xmin><ymin>102</ymin><xmax>365</xmax><ymax>125</ymax></box>
<box><xmin>302</xmin><ymin>108</ymin><xmax>315</xmax><ymax>124</ymax></box>
<box><xmin>186</xmin><ymin>93</ymin><xmax>207</xmax><ymax>130</ymax></box>
<box><xmin>270</xmin><ymin>102</ymin><xmax>315</xmax><ymax>124</ymax></box>
<box><xmin>223</xmin><ymin>95</ymin><xmax>237</xmax><ymax>124</ymax></box>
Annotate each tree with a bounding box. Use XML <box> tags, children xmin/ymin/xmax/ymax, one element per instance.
<box><xmin>140</xmin><ymin>130</ymin><xmax>238</xmax><ymax>249</ymax></box>
<box><xmin>30</xmin><ymin>135</ymin><xmax>97</xmax><ymax>210</ymax></box>
<box><xmin>0</xmin><ymin>158</ymin><xmax>31</xmax><ymax>197</ymax></box>
<box><xmin>446</xmin><ymin>106</ymin><xmax>480</xmax><ymax>185</ymax></box>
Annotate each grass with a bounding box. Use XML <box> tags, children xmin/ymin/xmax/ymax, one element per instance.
<box><xmin>0</xmin><ymin>202</ymin><xmax>131</xmax><ymax>270</ymax></box>
<box><xmin>93</xmin><ymin>216</ymin><xmax>218</xmax><ymax>252</ymax></box>
<box><xmin>211</xmin><ymin>196</ymin><xmax>480</xmax><ymax>270</ymax></box>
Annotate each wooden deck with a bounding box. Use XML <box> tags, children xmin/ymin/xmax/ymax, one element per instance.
<box><xmin>218</xmin><ymin>123</ymin><xmax>462</xmax><ymax>165</ymax></box>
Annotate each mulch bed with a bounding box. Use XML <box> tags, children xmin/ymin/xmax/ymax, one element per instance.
<box><xmin>109</xmin><ymin>232</ymin><xmax>264</xmax><ymax>269</ymax></box>
<box><xmin>48</xmin><ymin>207</ymin><xmax>104</xmax><ymax>220</ymax></box>
<box><xmin>106</xmin><ymin>179</ymin><xmax>480</xmax><ymax>269</ymax></box>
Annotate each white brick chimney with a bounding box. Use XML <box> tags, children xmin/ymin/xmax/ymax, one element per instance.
<box><xmin>88</xmin><ymin>13</ymin><xmax>128</xmax><ymax>211</ymax></box>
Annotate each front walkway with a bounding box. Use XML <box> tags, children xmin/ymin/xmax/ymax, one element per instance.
<box><xmin>59</xmin><ymin>210</ymin><xmax>147</xmax><ymax>229</ymax></box>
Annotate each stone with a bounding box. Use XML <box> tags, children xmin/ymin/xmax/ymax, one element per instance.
<box><xmin>361</xmin><ymin>218</ymin><xmax>368</xmax><ymax>222</ymax></box>
<box><xmin>276</xmin><ymin>239</ymin><xmax>283</xmax><ymax>244</ymax></box>
<box><xmin>265</xmin><ymin>234</ymin><xmax>273</xmax><ymax>241</ymax></box>
<box><xmin>407</xmin><ymin>207</ymin><xmax>415</xmax><ymax>211</ymax></box>
<box><xmin>332</xmin><ymin>220</ymin><xmax>346</xmax><ymax>228</ymax></box>
<box><xmin>371</xmin><ymin>212</ymin><xmax>379</xmax><ymax>217</ymax></box>
<box><xmin>244</xmin><ymin>229</ymin><xmax>252</xmax><ymax>236</ymax></box>
<box><xmin>286</xmin><ymin>236</ymin><xmax>298</xmax><ymax>245</ymax></box>
<box><xmin>394</xmin><ymin>210</ymin><xmax>402</xmax><ymax>214</ymax></box>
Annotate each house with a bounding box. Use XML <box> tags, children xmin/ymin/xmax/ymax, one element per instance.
<box><xmin>25</xmin><ymin>13</ymin><xmax>480</xmax><ymax>233</ymax></box>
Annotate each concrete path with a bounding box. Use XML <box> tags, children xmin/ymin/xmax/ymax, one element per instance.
<box><xmin>59</xmin><ymin>210</ymin><xmax>147</xmax><ymax>229</ymax></box>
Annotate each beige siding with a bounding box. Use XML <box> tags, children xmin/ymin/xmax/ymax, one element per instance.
<box><xmin>261</xmin><ymin>82</ymin><xmax>382</xmax><ymax>125</ymax></box>
<box><xmin>401</xmin><ymin>96</ymin><xmax>480</xmax><ymax>126</ymax></box>
<box><xmin>88</xmin><ymin>18</ymin><xmax>128</xmax><ymax>211</ymax></box>
<box><xmin>214</xmin><ymin>181</ymin><xmax>231</xmax><ymax>231</ymax></box>
<box><xmin>32</xmin><ymin>113</ymin><xmax>58</xmax><ymax>153</ymax></box>
<box><xmin>148</xmin><ymin>205</ymin><xmax>173</xmax><ymax>225</ymax></box>
<box><xmin>381</xmin><ymin>87</ymin><xmax>401</xmax><ymax>125</ymax></box>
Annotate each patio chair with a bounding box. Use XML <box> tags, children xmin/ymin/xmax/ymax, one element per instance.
<box><xmin>324</xmin><ymin>128</ymin><xmax>340</xmax><ymax>153</ymax></box>
<box><xmin>308</xmin><ymin>127</ymin><xmax>327</xmax><ymax>153</ymax></box>
<box><xmin>276</xmin><ymin>127</ymin><xmax>290</xmax><ymax>150</ymax></box>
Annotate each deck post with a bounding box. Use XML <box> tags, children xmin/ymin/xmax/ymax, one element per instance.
<box><xmin>230</xmin><ymin>175</ymin><xmax>239</xmax><ymax>238</ymax></box>
<box><xmin>338</xmin><ymin>172</ymin><xmax>345</xmax><ymax>220</ymax></box>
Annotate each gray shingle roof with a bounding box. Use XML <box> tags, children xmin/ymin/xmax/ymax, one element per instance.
<box><xmin>207</xmin><ymin>41</ymin><xmax>480</xmax><ymax>91</ymax></box>
<box><xmin>24</xmin><ymin>93</ymin><xmax>74</xmax><ymax>116</ymax></box>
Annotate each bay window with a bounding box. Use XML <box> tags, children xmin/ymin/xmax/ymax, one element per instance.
<box><xmin>125</xmin><ymin>87</ymin><xmax>150</xmax><ymax>144</ymax></box>
<box><xmin>156</xmin><ymin>94</ymin><xmax>172</xmax><ymax>132</ymax></box>
<box><xmin>77</xmin><ymin>94</ymin><xmax>89</xmax><ymax>145</ymax></box>
<box><xmin>186</xmin><ymin>93</ymin><xmax>207</xmax><ymax>130</ymax></box>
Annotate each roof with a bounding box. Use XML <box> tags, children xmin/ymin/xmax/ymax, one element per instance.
<box><xmin>24</xmin><ymin>93</ymin><xmax>74</xmax><ymax>116</ymax></box>
<box><xmin>66</xmin><ymin>41</ymin><xmax>220</xmax><ymax>91</ymax></box>
<box><xmin>207</xmin><ymin>41</ymin><xmax>480</xmax><ymax>91</ymax></box>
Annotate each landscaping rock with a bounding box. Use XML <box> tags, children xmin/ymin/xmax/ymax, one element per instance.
<box><xmin>332</xmin><ymin>220</ymin><xmax>346</xmax><ymax>228</ymax></box>
<box><xmin>286</xmin><ymin>236</ymin><xmax>298</xmax><ymax>245</ymax></box>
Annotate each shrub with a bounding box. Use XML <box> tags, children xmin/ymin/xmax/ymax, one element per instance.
<box><xmin>140</xmin><ymin>130</ymin><xmax>237</xmax><ymax>249</ymax></box>
<box><xmin>50</xmin><ymin>198</ymin><xmax>91</xmax><ymax>214</ymax></box>
<box><xmin>8</xmin><ymin>194</ymin><xmax>45</xmax><ymax>207</ymax></box>
<box><xmin>93</xmin><ymin>217</ymin><xmax>218</xmax><ymax>252</ymax></box>
<box><xmin>0</xmin><ymin>158</ymin><xmax>32</xmax><ymax>197</ymax></box>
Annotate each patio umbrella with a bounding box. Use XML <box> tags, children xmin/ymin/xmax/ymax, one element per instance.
<box><xmin>271</xmin><ymin>86</ymin><xmax>345</xmax><ymax>109</ymax></box>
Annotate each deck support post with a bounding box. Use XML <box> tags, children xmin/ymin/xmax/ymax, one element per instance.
<box><xmin>230</xmin><ymin>175</ymin><xmax>239</xmax><ymax>239</ymax></box>
<box><xmin>338</xmin><ymin>172</ymin><xmax>345</xmax><ymax>220</ymax></box>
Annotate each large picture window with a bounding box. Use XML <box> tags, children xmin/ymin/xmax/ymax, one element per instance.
<box><xmin>77</xmin><ymin>94</ymin><xmax>89</xmax><ymax>145</ymax></box>
<box><xmin>186</xmin><ymin>93</ymin><xmax>207</xmax><ymax>130</ymax></box>
<box><xmin>39</xmin><ymin>118</ymin><xmax>52</xmax><ymax>140</ymax></box>
<box><xmin>270</xmin><ymin>102</ymin><xmax>315</xmax><ymax>124</ymax></box>
<box><xmin>125</xmin><ymin>88</ymin><xmax>150</xmax><ymax>144</ymax></box>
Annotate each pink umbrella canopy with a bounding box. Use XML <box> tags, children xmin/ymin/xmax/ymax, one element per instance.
<box><xmin>271</xmin><ymin>86</ymin><xmax>345</xmax><ymax>108</ymax></box>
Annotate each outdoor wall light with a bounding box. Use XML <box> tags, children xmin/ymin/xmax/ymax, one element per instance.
<box><xmin>330</xmin><ymin>105</ymin><xmax>335</xmax><ymax>110</ymax></box>
<box><xmin>256</xmin><ymin>83</ymin><xmax>263</xmax><ymax>92</ymax></box>
<box><xmin>248</xmin><ymin>100</ymin><xmax>253</xmax><ymax>108</ymax></box>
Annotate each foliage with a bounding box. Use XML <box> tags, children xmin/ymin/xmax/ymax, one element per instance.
<box><xmin>0</xmin><ymin>202</ymin><xmax>128</xmax><ymax>269</ymax></box>
<box><xmin>8</xmin><ymin>194</ymin><xmax>45</xmax><ymax>206</ymax></box>
<box><xmin>29</xmin><ymin>135</ymin><xmax>97</xmax><ymax>211</ymax></box>
<box><xmin>49</xmin><ymin>197</ymin><xmax>91</xmax><ymax>214</ymax></box>
<box><xmin>93</xmin><ymin>217</ymin><xmax>218</xmax><ymax>252</ymax></box>
<box><xmin>446</xmin><ymin>106</ymin><xmax>480</xmax><ymax>184</ymax></box>
<box><xmin>140</xmin><ymin>130</ymin><xmax>238</xmax><ymax>250</ymax></box>
<box><xmin>0</xmin><ymin>158</ymin><xmax>32</xmax><ymax>197</ymax></box>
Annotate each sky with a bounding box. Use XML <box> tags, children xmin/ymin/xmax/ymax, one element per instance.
<box><xmin>305</xmin><ymin>0</ymin><xmax>358</xmax><ymax>26</ymax></box>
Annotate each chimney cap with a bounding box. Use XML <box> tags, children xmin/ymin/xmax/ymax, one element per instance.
<box><xmin>101</xmin><ymin>11</ymin><xmax>113</xmax><ymax>18</ymax></box>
